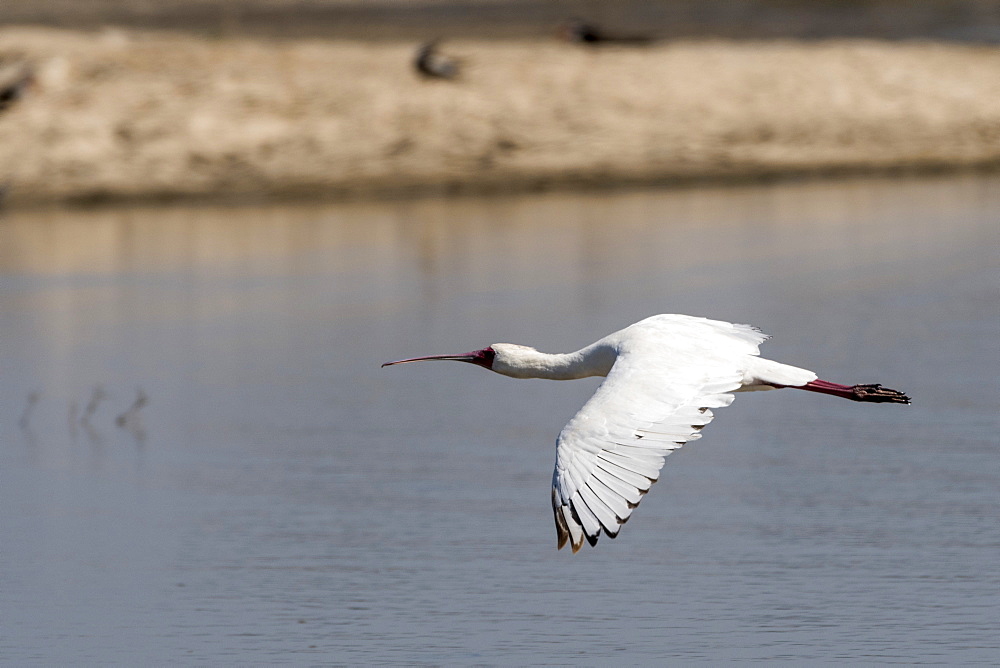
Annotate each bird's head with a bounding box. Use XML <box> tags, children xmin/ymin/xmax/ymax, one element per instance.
<box><xmin>381</xmin><ymin>346</ymin><xmax>496</xmax><ymax>371</ymax></box>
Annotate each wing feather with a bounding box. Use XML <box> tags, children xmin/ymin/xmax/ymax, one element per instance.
<box><xmin>551</xmin><ymin>315</ymin><xmax>763</xmax><ymax>551</ymax></box>
<box><xmin>570</xmin><ymin>491</ymin><xmax>602</xmax><ymax>539</ymax></box>
<box><xmin>578</xmin><ymin>483</ymin><xmax>620</xmax><ymax>534</ymax></box>
<box><xmin>561</xmin><ymin>506</ymin><xmax>585</xmax><ymax>551</ymax></box>
<box><xmin>590</xmin><ymin>465</ymin><xmax>644</xmax><ymax>505</ymax></box>
<box><xmin>594</xmin><ymin>456</ymin><xmax>656</xmax><ymax>490</ymax></box>
<box><xmin>595</xmin><ymin>449</ymin><xmax>663</xmax><ymax>478</ymax></box>
<box><xmin>587</xmin><ymin>476</ymin><xmax>633</xmax><ymax>520</ymax></box>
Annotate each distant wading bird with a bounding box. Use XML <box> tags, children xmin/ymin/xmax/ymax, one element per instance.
<box><xmin>413</xmin><ymin>39</ymin><xmax>460</xmax><ymax>80</ymax></box>
<box><xmin>383</xmin><ymin>314</ymin><xmax>910</xmax><ymax>552</ymax></box>
<box><xmin>557</xmin><ymin>18</ymin><xmax>654</xmax><ymax>45</ymax></box>
<box><xmin>0</xmin><ymin>63</ymin><xmax>35</xmax><ymax>113</ymax></box>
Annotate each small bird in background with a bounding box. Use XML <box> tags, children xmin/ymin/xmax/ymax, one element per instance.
<box><xmin>0</xmin><ymin>62</ymin><xmax>35</xmax><ymax>114</ymax></box>
<box><xmin>413</xmin><ymin>39</ymin><xmax>460</xmax><ymax>80</ymax></box>
<box><xmin>383</xmin><ymin>314</ymin><xmax>910</xmax><ymax>553</ymax></box>
<box><xmin>557</xmin><ymin>18</ymin><xmax>655</xmax><ymax>46</ymax></box>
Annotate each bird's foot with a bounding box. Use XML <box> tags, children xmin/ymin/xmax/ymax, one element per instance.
<box><xmin>849</xmin><ymin>383</ymin><xmax>911</xmax><ymax>404</ymax></box>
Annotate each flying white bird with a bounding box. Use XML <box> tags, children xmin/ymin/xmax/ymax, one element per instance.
<box><xmin>382</xmin><ymin>314</ymin><xmax>910</xmax><ymax>552</ymax></box>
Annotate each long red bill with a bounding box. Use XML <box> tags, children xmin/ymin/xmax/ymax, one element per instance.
<box><xmin>381</xmin><ymin>346</ymin><xmax>495</xmax><ymax>369</ymax></box>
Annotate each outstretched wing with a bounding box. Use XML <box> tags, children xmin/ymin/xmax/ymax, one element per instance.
<box><xmin>551</xmin><ymin>317</ymin><xmax>767</xmax><ymax>552</ymax></box>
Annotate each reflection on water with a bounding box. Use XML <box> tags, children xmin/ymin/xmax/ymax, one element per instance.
<box><xmin>1</xmin><ymin>175</ymin><xmax>998</xmax><ymax>663</ymax></box>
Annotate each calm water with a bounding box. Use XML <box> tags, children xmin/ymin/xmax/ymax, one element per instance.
<box><xmin>1</xmin><ymin>175</ymin><xmax>997</xmax><ymax>664</ymax></box>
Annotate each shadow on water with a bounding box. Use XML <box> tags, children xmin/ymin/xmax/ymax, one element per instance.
<box><xmin>0</xmin><ymin>174</ymin><xmax>997</xmax><ymax>663</ymax></box>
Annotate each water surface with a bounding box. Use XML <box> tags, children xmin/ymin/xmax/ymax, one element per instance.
<box><xmin>1</xmin><ymin>175</ymin><xmax>998</xmax><ymax>664</ymax></box>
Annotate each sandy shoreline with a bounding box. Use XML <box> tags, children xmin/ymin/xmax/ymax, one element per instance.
<box><xmin>2</xmin><ymin>27</ymin><xmax>1000</xmax><ymax>206</ymax></box>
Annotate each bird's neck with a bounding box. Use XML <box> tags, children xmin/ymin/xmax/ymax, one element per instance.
<box><xmin>494</xmin><ymin>344</ymin><xmax>616</xmax><ymax>380</ymax></box>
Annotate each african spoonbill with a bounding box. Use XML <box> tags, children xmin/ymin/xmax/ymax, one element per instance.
<box><xmin>382</xmin><ymin>314</ymin><xmax>910</xmax><ymax>552</ymax></box>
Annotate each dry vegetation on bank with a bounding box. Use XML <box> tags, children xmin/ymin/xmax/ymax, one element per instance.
<box><xmin>1</xmin><ymin>27</ymin><xmax>1000</xmax><ymax>205</ymax></box>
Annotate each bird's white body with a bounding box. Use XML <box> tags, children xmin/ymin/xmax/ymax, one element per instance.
<box><xmin>490</xmin><ymin>315</ymin><xmax>816</xmax><ymax>386</ymax></box>
<box><xmin>383</xmin><ymin>313</ymin><xmax>909</xmax><ymax>552</ymax></box>
<box><xmin>494</xmin><ymin>314</ymin><xmax>816</xmax><ymax>552</ymax></box>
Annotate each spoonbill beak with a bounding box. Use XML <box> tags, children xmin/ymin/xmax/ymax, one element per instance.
<box><xmin>382</xmin><ymin>353</ymin><xmax>476</xmax><ymax>367</ymax></box>
<box><xmin>382</xmin><ymin>347</ymin><xmax>495</xmax><ymax>369</ymax></box>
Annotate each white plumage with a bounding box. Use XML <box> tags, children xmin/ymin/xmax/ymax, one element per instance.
<box><xmin>383</xmin><ymin>314</ymin><xmax>910</xmax><ymax>552</ymax></box>
<box><xmin>544</xmin><ymin>315</ymin><xmax>800</xmax><ymax>551</ymax></box>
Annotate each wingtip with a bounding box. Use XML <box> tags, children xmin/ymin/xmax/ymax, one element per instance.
<box><xmin>556</xmin><ymin>524</ymin><xmax>568</xmax><ymax>550</ymax></box>
<box><xmin>553</xmin><ymin>488</ymin><xmax>570</xmax><ymax>550</ymax></box>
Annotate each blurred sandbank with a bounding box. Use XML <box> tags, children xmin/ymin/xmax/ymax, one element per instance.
<box><xmin>1</xmin><ymin>24</ymin><xmax>999</xmax><ymax>206</ymax></box>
